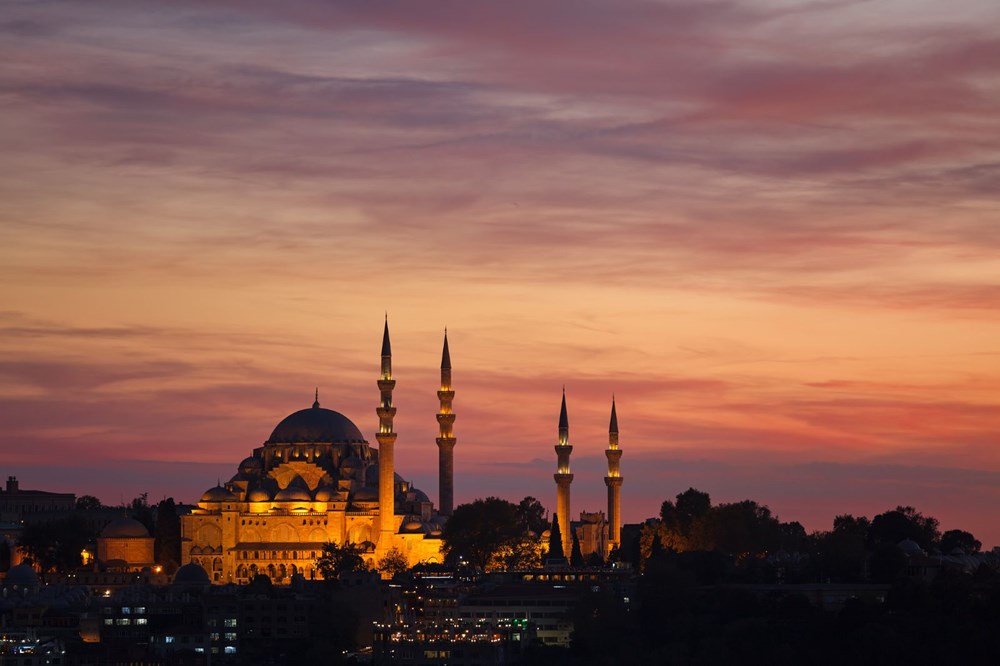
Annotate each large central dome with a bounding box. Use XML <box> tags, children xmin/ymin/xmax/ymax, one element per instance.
<box><xmin>266</xmin><ymin>402</ymin><xmax>366</xmax><ymax>444</ymax></box>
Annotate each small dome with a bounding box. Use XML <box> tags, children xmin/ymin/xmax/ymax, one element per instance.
<box><xmin>3</xmin><ymin>563</ymin><xmax>39</xmax><ymax>588</ymax></box>
<box><xmin>267</xmin><ymin>405</ymin><xmax>366</xmax><ymax>444</ymax></box>
<box><xmin>409</xmin><ymin>488</ymin><xmax>430</xmax><ymax>503</ymax></box>
<box><xmin>351</xmin><ymin>487</ymin><xmax>378</xmax><ymax>502</ymax></box>
<box><xmin>101</xmin><ymin>518</ymin><xmax>150</xmax><ymax>538</ymax></box>
<box><xmin>173</xmin><ymin>563</ymin><xmax>210</xmax><ymax>585</ymax></box>
<box><xmin>898</xmin><ymin>538</ymin><xmax>924</xmax><ymax>556</ymax></box>
<box><xmin>429</xmin><ymin>526</ymin><xmax>443</xmax><ymax>536</ymax></box>
<box><xmin>341</xmin><ymin>456</ymin><xmax>364</xmax><ymax>470</ymax></box>
<box><xmin>401</xmin><ymin>521</ymin><xmax>427</xmax><ymax>534</ymax></box>
<box><xmin>313</xmin><ymin>486</ymin><xmax>337</xmax><ymax>502</ymax></box>
<box><xmin>239</xmin><ymin>457</ymin><xmax>263</xmax><ymax>473</ymax></box>
<box><xmin>274</xmin><ymin>487</ymin><xmax>311</xmax><ymax>502</ymax></box>
<box><xmin>201</xmin><ymin>486</ymin><xmax>237</xmax><ymax>503</ymax></box>
<box><xmin>248</xmin><ymin>487</ymin><xmax>272</xmax><ymax>502</ymax></box>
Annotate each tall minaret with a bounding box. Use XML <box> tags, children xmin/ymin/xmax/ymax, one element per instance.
<box><xmin>436</xmin><ymin>330</ymin><xmax>457</xmax><ymax>517</ymax></box>
<box><xmin>605</xmin><ymin>397</ymin><xmax>623</xmax><ymax>556</ymax></box>
<box><xmin>376</xmin><ymin>317</ymin><xmax>398</xmax><ymax>542</ymax></box>
<box><xmin>554</xmin><ymin>388</ymin><xmax>574</xmax><ymax>558</ymax></box>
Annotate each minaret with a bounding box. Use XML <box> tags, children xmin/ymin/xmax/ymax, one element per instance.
<box><xmin>436</xmin><ymin>330</ymin><xmax>457</xmax><ymax>517</ymax></box>
<box><xmin>554</xmin><ymin>388</ymin><xmax>574</xmax><ymax>558</ymax></box>
<box><xmin>376</xmin><ymin>317</ymin><xmax>398</xmax><ymax>542</ymax></box>
<box><xmin>604</xmin><ymin>397</ymin><xmax>623</xmax><ymax>556</ymax></box>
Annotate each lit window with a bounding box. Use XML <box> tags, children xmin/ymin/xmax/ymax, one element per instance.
<box><xmin>210</xmin><ymin>632</ymin><xmax>220</xmax><ymax>641</ymax></box>
<box><xmin>103</xmin><ymin>619</ymin><xmax>113</xmax><ymax>626</ymax></box>
<box><xmin>116</xmin><ymin>618</ymin><xmax>130</xmax><ymax>626</ymax></box>
<box><xmin>225</xmin><ymin>646</ymin><xmax>237</xmax><ymax>654</ymax></box>
<box><xmin>136</xmin><ymin>618</ymin><xmax>148</xmax><ymax>625</ymax></box>
<box><xmin>225</xmin><ymin>633</ymin><xmax>237</xmax><ymax>641</ymax></box>
<box><xmin>165</xmin><ymin>636</ymin><xmax>175</xmax><ymax>644</ymax></box>
<box><xmin>121</xmin><ymin>607</ymin><xmax>131</xmax><ymax>614</ymax></box>
<box><xmin>134</xmin><ymin>607</ymin><xmax>145</xmax><ymax>615</ymax></box>
<box><xmin>224</xmin><ymin>618</ymin><xmax>237</xmax><ymax>627</ymax></box>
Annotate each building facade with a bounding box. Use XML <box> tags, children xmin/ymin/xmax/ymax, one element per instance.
<box><xmin>181</xmin><ymin>322</ymin><xmax>449</xmax><ymax>583</ymax></box>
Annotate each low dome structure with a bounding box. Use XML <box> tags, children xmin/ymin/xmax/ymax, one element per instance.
<box><xmin>200</xmin><ymin>486</ymin><xmax>237</xmax><ymax>503</ymax></box>
<box><xmin>248</xmin><ymin>487</ymin><xmax>272</xmax><ymax>502</ymax></box>
<box><xmin>173</xmin><ymin>562</ymin><xmax>210</xmax><ymax>586</ymax></box>
<box><xmin>313</xmin><ymin>486</ymin><xmax>337</xmax><ymax>502</ymax></box>
<box><xmin>101</xmin><ymin>518</ymin><xmax>150</xmax><ymax>539</ymax></box>
<box><xmin>274</xmin><ymin>487</ymin><xmax>311</xmax><ymax>502</ymax></box>
<box><xmin>98</xmin><ymin>518</ymin><xmax>155</xmax><ymax>571</ymax></box>
<box><xmin>3</xmin><ymin>563</ymin><xmax>39</xmax><ymax>589</ymax></box>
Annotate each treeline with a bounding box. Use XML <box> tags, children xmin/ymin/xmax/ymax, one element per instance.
<box><xmin>623</xmin><ymin>488</ymin><xmax>985</xmax><ymax>584</ymax></box>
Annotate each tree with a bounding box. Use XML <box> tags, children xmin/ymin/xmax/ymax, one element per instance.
<box><xmin>316</xmin><ymin>542</ymin><xmax>367</xmax><ymax>580</ymax></box>
<box><xmin>940</xmin><ymin>529</ymin><xmax>981</xmax><ymax>554</ymax></box>
<box><xmin>517</xmin><ymin>496</ymin><xmax>548</xmax><ymax>535</ymax></box>
<box><xmin>691</xmin><ymin>500</ymin><xmax>781</xmax><ymax>557</ymax></box>
<box><xmin>75</xmin><ymin>495</ymin><xmax>103</xmax><ymax>511</ymax></box>
<box><xmin>441</xmin><ymin>497</ymin><xmax>530</xmax><ymax>570</ymax></box>
<box><xmin>868</xmin><ymin>506</ymin><xmax>939</xmax><ymax>551</ymax></box>
<box><xmin>18</xmin><ymin>515</ymin><xmax>90</xmax><ymax>577</ymax></box>
<box><xmin>127</xmin><ymin>492</ymin><xmax>155</xmax><ymax>535</ymax></box>
<box><xmin>570</xmin><ymin>530</ymin><xmax>584</xmax><ymax>567</ymax></box>
<box><xmin>548</xmin><ymin>514</ymin><xmax>565</xmax><ymax>561</ymax></box>
<box><xmin>674</xmin><ymin>488</ymin><xmax>711</xmax><ymax>536</ymax></box>
<box><xmin>154</xmin><ymin>498</ymin><xmax>181</xmax><ymax>571</ymax></box>
<box><xmin>377</xmin><ymin>547</ymin><xmax>409</xmax><ymax>578</ymax></box>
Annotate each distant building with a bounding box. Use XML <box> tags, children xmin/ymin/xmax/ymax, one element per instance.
<box><xmin>97</xmin><ymin>517</ymin><xmax>155</xmax><ymax>571</ymax></box>
<box><xmin>0</xmin><ymin>476</ymin><xmax>74</xmax><ymax>523</ymax></box>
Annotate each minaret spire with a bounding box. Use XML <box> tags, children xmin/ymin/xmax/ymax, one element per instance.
<box><xmin>604</xmin><ymin>396</ymin><xmax>623</xmax><ymax>557</ymax></box>
<box><xmin>554</xmin><ymin>388</ymin><xmax>574</xmax><ymax>559</ymax></box>
<box><xmin>436</xmin><ymin>329</ymin><xmax>456</xmax><ymax>516</ymax></box>
<box><xmin>313</xmin><ymin>387</ymin><xmax>320</xmax><ymax>409</ymax></box>
<box><xmin>376</xmin><ymin>317</ymin><xmax>398</xmax><ymax>543</ymax></box>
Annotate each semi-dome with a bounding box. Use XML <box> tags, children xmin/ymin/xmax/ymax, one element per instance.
<box><xmin>239</xmin><ymin>456</ymin><xmax>263</xmax><ymax>473</ymax></box>
<box><xmin>101</xmin><ymin>518</ymin><xmax>150</xmax><ymax>538</ymax></box>
<box><xmin>200</xmin><ymin>486</ymin><xmax>237</xmax><ymax>503</ymax></box>
<box><xmin>173</xmin><ymin>562</ymin><xmax>210</xmax><ymax>585</ymax></box>
<box><xmin>248</xmin><ymin>487</ymin><xmax>272</xmax><ymax>502</ymax></box>
<box><xmin>313</xmin><ymin>486</ymin><xmax>337</xmax><ymax>502</ymax></box>
<box><xmin>3</xmin><ymin>563</ymin><xmax>39</xmax><ymax>588</ymax></box>
<box><xmin>351</xmin><ymin>487</ymin><xmax>378</xmax><ymax>502</ymax></box>
<box><xmin>266</xmin><ymin>402</ymin><xmax>366</xmax><ymax>444</ymax></box>
<box><xmin>274</xmin><ymin>487</ymin><xmax>311</xmax><ymax>502</ymax></box>
<box><xmin>401</xmin><ymin>520</ymin><xmax>425</xmax><ymax>533</ymax></box>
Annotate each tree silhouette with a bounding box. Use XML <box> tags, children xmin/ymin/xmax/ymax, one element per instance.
<box><xmin>75</xmin><ymin>495</ymin><xmax>103</xmax><ymax>511</ymax></box>
<box><xmin>154</xmin><ymin>497</ymin><xmax>181</xmax><ymax>572</ymax></box>
<box><xmin>570</xmin><ymin>530</ymin><xmax>584</xmax><ymax>566</ymax></box>
<box><xmin>548</xmin><ymin>514</ymin><xmax>565</xmax><ymax>560</ymax></box>
<box><xmin>441</xmin><ymin>497</ymin><xmax>532</xmax><ymax>570</ymax></box>
<box><xmin>940</xmin><ymin>529</ymin><xmax>981</xmax><ymax>554</ymax></box>
<box><xmin>377</xmin><ymin>547</ymin><xmax>409</xmax><ymax>578</ymax></box>
<box><xmin>316</xmin><ymin>542</ymin><xmax>366</xmax><ymax>580</ymax></box>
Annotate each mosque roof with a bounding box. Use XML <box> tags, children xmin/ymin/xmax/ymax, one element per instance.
<box><xmin>4</xmin><ymin>563</ymin><xmax>39</xmax><ymax>588</ymax></box>
<box><xmin>173</xmin><ymin>562</ymin><xmax>210</xmax><ymax>585</ymax></box>
<box><xmin>266</xmin><ymin>402</ymin><xmax>366</xmax><ymax>445</ymax></box>
<box><xmin>101</xmin><ymin>517</ymin><xmax>150</xmax><ymax>539</ymax></box>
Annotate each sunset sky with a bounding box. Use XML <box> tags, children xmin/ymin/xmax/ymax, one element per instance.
<box><xmin>2</xmin><ymin>1</ymin><xmax>999</xmax><ymax>544</ymax></box>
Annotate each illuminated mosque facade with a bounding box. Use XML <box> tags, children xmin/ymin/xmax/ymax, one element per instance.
<box><xmin>181</xmin><ymin>320</ymin><xmax>453</xmax><ymax>583</ymax></box>
<box><xmin>179</xmin><ymin>319</ymin><xmax>623</xmax><ymax>583</ymax></box>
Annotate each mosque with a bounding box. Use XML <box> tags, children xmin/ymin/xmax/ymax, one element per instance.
<box><xmin>180</xmin><ymin>319</ymin><xmax>623</xmax><ymax>584</ymax></box>
<box><xmin>181</xmin><ymin>320</ymin><xmax>452</xmax><ymax>583</ymax></box>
